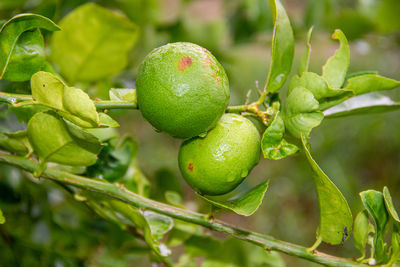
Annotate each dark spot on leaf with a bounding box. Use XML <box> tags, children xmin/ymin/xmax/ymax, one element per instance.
<box><xmin>43</xmin><ymin>84</ymin><xmax>45</xmax><ymax>87</ymax></box>
<box><xmin>188</xmin><ymin>162</ymin><xmax>194</xmax><ymax>171</ymax></box>
<box><xmin>340</xmin><ymin>227</ymin><xmax>348</xmax><ymax>245</ymax></box>
<box><xmin>178</xmin><ymin>56</ymin><xmax>192</xmax><ymax>71</ymax></box>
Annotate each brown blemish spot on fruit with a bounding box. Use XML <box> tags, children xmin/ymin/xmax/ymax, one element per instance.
<box><xmin>202</xmin><ymin>48</ymin><xmax>210</xmax><ymax>54</ymax></box>
<box><xmin>202</xmin><ymin>73</ymin><xmax>207</xmax><ymax>77</ymax></box>
<box><xmin>188</xmin><ymin>163</ymin><xmax>194</xmax><ymax>171</ymax></box>
<box><xmin>216</xmin><ymin>76</ymin><xmax>220</xmax><ymax>84</ymax></box>
<box><xmin>178</xmin><ymin>56</ymin><xmax>193</xmax><ymax>71</ymax></box>
<box><xmin>203</xmin><ymin>57</ymin><xmax>212</xmax><ymax>67</ymax></box>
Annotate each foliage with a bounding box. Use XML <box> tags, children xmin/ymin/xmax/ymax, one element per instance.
<box><xmin>0</xmin><ymin>0</ymin><xmax>400</xmax><ymax>266</ymax></box>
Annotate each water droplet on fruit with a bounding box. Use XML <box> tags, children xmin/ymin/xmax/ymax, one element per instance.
<box><xmin>198</xmin><ymin>132</ymin><xmax>207</xmax><ymax>138</ymax></box>
<box><xmin>174</xmin><ymin>83</ymin><xmax>190</xmax><ymax>97</ymax></box>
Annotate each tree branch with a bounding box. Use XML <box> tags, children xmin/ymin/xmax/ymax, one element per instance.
<box><xmin>0</xmin><ymin>92</ymin><xmax>137</xmax><ymax>110</ymax></box>
<box><xmin>0</xmin><ymin>151</ymin><xmax>365</xmax><ymax>267</ymax></box>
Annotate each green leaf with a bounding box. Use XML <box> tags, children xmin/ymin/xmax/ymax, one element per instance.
<box><xmin>98</xmin><ymin>113</ymin><xmax>120</xmax><ymax>127</ymax></box>
<box><xmin>261</xmin><ymin>112</ymin><xmax>298</xmax><ymax>160</ymax></box>
<box><xmin>288</xmin><ymin>72</ymin><xmax>344</xmax><ymax>100</ymax></box>
<box><xmin>324</xmin><ymin>93</ymin><xmax>400</xmax><ymax>118</ymax></box>
<box><xmin>0</xmin><ymin>208</ymin><xmax>5</xmax><ymax>224</ymax></box>
<box><xmin>265</xmin><ymin>0</ymin><xmax>294</xmax><ymax>93</ymax></box>
<box><xmin>383</xmin><ymin>187</ymin><xmax>400</xmax><ymax>264</ymax></box>
<box><xmin>301</xmin><ymin>135</ymin><xmax>353</xmax><ymax>245</ymax></box>
<box><xmin>298</xmin><ymin>27</ymin><xmax>313</xmax><ymax>75</ymax></box>
<box><xmin>27</xmin><ymin>111</ymin><xmax>101</xmax><ymax>166</ymax></box>
<box><xmin>62</xmin><ymin>86</ymin><xmax>99</xmax><ymax>126</ymax></box>
<box><xmin>353</xmin><ymin>210</ymin><xmax>370</xmax><ymax>257</ymax></box>
<box><xmin>0</xmin><ymin>130</ymin><xmax>32</xmax><ymax>156</ymax></box>
<box><xmin>322</xmin><ymin>29</ymin><xmax>350</xmax><ymax>88</ymax></box>
<box><xmin>283</xmin><ymin>87</ymin><xmax>324</xmax><ymax>139</ymax></box>
<box><xmin>51</xmin><ymin>3</ymin><xmax>139</xmax><ymax>83</ymax></box>
<box><xmin>360</xmin><ymin>190</ymin><xmax>390</xmax><ymax>263</ymax></box>
<box><xmin>199</xmin><ymin>180</ymin><xmax>269</xmax><ymax>216</ymax></box>
<box><xmin>164</xmin><ymin>191</ymin><xmax>184</xmax><ymax>208</ymax></box>
<box><xmin>383</xmin><ymin>186</ymin><xmax>400</xmax><ymax>223</ymax></box>
<box><xmin>343</xmin><ymin>73</ymin><xmax>400</xmax><ymax>96</ymax></box>
<box><xmin>109</xmin><ymin>88</ymin><xmax>137</xmax><ymax>102</ymax></box>
<box><xmin>86</xmin><ymin>138</ymin><xmax>134</xmax><ymax>182</ymax></box>
<box><xmin>143</xmin><ymin>211</ymin><xmax>174</xmax><ymax>241</ymax></box>
<box><xmin>9</xmin><ymin>104</ymin><xmax>49</xmax><ymax>123</ymax></box>
<box><xmin>0</xmin><ymin>14</ymin><xmax>60</xmax><ymax>81</ymax></box>
<box><xmin>31</xmin><ymin>71</ymin><xmax>99</xmax><ymax>127</ymax></box>
<box><xmin>2</xmin><ymin>29</ymin><xmax>45</xmax><ymax>81</ymax></box>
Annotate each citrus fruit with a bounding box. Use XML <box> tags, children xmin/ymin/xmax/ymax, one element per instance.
<box><xmin>178</xmin><ymin>113</ymin><xmax>261</xmax><ymax>196</ymax></box>
<box><xmin>136</xmin><ymin>42</ymin><xmax>230</xmax><ymax>139</ymax></box>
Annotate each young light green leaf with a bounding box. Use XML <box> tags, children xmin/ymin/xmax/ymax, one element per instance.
<box><xmin>0</xmin><ymin>208</ymin><xmax>5</xmax><ymax>224</ymax></box>
<box><xmin>0</xmin><ymin>130</ymin><xmax>32</xmax><ymax>156</ymax></box>
<box><xmin>98</xmin><ymin>113</ymin><xmax>120</xmax><ymax>127</ymax></box>
<box><xmin>343</xmin><ymin>73</ymin><xmax>400</xmax><ymax>96</ymax></box>
<box><xmin>198</xmin><ymin>180</ymin><xmax>269</xmax><ymax>216</ymax></box>
<box><xmin>301</xmin><ymin>135</ymin><xmax>353</xmax><ymax>245</ymax></box>
<box><xmin>383</xmin><ymin>186</ymin><xmax>400</xmax><ymax>223</ymax></box>
<box><xmin>27</xmin><ymin>111</ymin><xmax>101</xmax><ymax>166</ymax></box>
<box><xmin>164</xmin><ymin>191</ymin><xmax>184</xmax><ymax>208</ymax></box>
<box><xmin>0</xmin><ymin>14</ymin><xmax>60</xmax><ymax>80</ymax></box>
<box><xmin>261</xmin><ymin>112</ymin><xmax>298</xmax><ymax>160</ymax></box>
<box><xmin>109</xmin><ymin>88</ymin><xmax>137</xmax><ymax>102</ymax></box>
<box><xmin>322</xmin><ymin>29</ymin><xmax>350</xmax><ymax>88</ymax></box>
<box><xmin>31</xmin><ymin>71</ymin><xmax>100</xmax><ymax>127</ymax></box>
<box><xmin>324</xmin><ymin>92</ymin><xmax>400</xmax><ymax>118</ymax></box>
<box><xmin>143</xmin><ymin>211</ymin><xmax>174</xmax><ymax>242</ymax></box>
<box><xmin>265</xmin><ymin>0</ymin><xmax>294</xmax><ymax>93</ymax></box>
<box><xmin>298</xmin><ymin>27</ymin><xmax>313</xmax><ymax>75</ymax></box>
<box><xmin>353</xmin><ymin>210</ymin><xmax>370</xmax><ymax>258</ymax></box>
<box><xmin>31</xmin><ymin>71</ymin><xmax>65</xmax><ymax>110</ymax></box>
<box><xmin>288</xmin><ymin>72</ymin><xmax>344</xmax><ymax>100</ymax></box>
<box><xmin>51</xmin><ymin>3</ymin><xmax>139</xmax><ymax>83</ymax></box>
<box><xmin>283</xmin><ymin>87</ymin><xmax>324</xmax><ymax>138</ymax></box>
<box><xmin>360</xmin><ymin>190</ymin><xmax>390</xmax><ymax>264</ymax></box>
<box><xmin>62</xmin><ymin>86</ymin><xmax>99</xmax><ymax>126</ymax></box>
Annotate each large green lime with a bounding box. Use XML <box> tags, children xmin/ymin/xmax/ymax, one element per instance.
<box><xmin>178</xmin><ymin>114</ymin><xmax>261</xmax><ymax>196</ymax></box>
<box><xmin>136</xmin><ymin>42</ymin><xmax>230</xmax><ymax>139</ymax></box>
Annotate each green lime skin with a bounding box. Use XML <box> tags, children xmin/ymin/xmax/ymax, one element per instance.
<box><xmin>136</xmin><ymin>42</ymin><xmax>230</xmax><ymax>139</ymax></box>
<box><xmin>178</xmin><ymin>114</ymin><xmax>261</xmax><ymax>196</ymax></box>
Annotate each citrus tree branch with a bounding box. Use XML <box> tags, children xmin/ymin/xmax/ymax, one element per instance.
<box><xmin>0</xmin><ymin>151</ymin><xmax>364</xmax><ymax>267</ymax></box>
<box><xmin>0</xmin><ymin>92</ymin><xmax>137</xmax><ymax>110</ymax></box>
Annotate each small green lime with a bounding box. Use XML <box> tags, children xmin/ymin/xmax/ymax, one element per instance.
<box><xmin>178</xmin><ymin>114</ymin><xmax>261</xmax><ymax>196</ymax></box>
<box><xmin>136</xmin><ymin>42</ymin><xmax>230</xmax><ymax>139</ymax></box>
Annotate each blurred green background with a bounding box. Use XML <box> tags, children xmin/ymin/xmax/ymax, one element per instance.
<box><xmin>1</xmin><ymin>0</ymin><xmax>400</xmax><ymax>266</ymax></box>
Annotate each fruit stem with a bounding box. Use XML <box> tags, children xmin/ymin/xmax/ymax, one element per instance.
<box><xmin>226</xmin><ymin>102</ymin><xmax>270</xmax><ymax>126</ymax></box>
<box><xmin>0</xmin><ymin>151</ymin><xmax>365</xmax><ymax>267</ymax></box>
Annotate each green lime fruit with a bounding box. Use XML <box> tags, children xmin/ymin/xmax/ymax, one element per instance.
<box><xmin>136</xmin><ymin>42</ymin><xmax>230</xmax><ymax>139</ymax></box>
<box><xmin>178</xmin><ymin>114</ymin><xmax>261</xmax><ymax>196</ymax></box>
